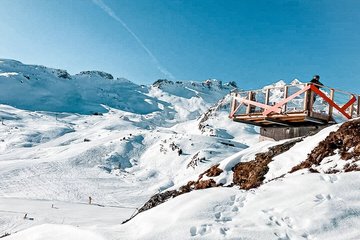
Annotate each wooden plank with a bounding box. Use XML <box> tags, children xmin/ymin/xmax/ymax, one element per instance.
<box><xmin>232</xmin><ymin>119</ymin><xmax>265</xmax><ymax>127</ymax></box>
<box><xmin>265</xmin><ymin>88</ymin><xmax>270</xmax><ymax>105</ymax></box>
<box><xmin>229</xmin><ymin>93</ymin><xmax>237</xmax><ymax>118</ymax></box>
<box><xmin>264</xmin><ymin>117</ymin><xmax>291</xmax><ymax>126</ymax></box>
<box><xmin>341</xmin><ymin>95</ymin><xmax>356</xmax><ymax>112</ymax></box>
<box><xmin>283</xmin><ymin>86</ymin><xmax>289</xmax><ymax>113</ymax></box>
<box><xmin>349</xmin><ymin>95</ymin><xmax>355</xmax><ymax>118</ymax></box>
<box><xmin>234</xmin><ymin>112</ymin><xmax>308</xmax><ymax>120</ymax></box>
<box><xmin>236</xmin><ymin>97</ymin><xmax>271</xmax><ymax>111</ymax></box>
<box><xmin>328</xmin><ymin>89</ymin><xmax>334</xmax><ymax>120</ymax></box>
<box><xmin>246</xmin><ymin>91</ymin><xmax>252</xmax><ymax>114</ymax></box>
<box><xmin>304</xmin><ymin>117</ymin><xmax>327</xmax><ymax>125</ymax></box>
<box><xmin>303</xmin><ymin>84</ymin><xmax>309</xmax><ymax>113</ymax></box>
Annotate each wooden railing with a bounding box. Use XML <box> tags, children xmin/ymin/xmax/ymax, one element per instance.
<box><xmin>230</xmin><ymin>83</ymin><xmax>359</xmax><ymax>123</ymax></box>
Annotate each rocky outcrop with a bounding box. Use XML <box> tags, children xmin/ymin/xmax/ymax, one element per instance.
<box><xmin>232</xmin><ymin>138</ymin><xmax>302</xmax><ymax>189</ymax></box>
<box><xmin>52</xmin><ymin>69</ymin><xmax>71</xmax><ymax>79</ymax></box>
<box><xmin>152</xmin><ymin>79</ymin><xmax>174</xmax><ymax>88</ymax></box>
<box><xmin>78</xmin><ymin>71</ymin><xmax>114</xmax><ymax>79</ymax></box>
<box><xmin>291</xmin><ymin>119</ymin><xmax>360</xmax><ymax>173</ymax></box>
<box><xmin>198</xmin><ymin>96</ymin><xmax>230</xmax><ymax>135</ymax></box>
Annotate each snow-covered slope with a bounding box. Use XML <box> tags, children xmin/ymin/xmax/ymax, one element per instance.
<box><xmin>0</xmin><ymin>59</ymin><xmax>232</xmax><ymax>118</ymax></box>
<box><xmin>1</xmin><ymin>59</ymin><xmax>359</xmax><ymax>240</ymax></box>
<box><xmin>118</xmin><ymin>119</ymin><xmax>360</xmax><ymax>240</ymax></box>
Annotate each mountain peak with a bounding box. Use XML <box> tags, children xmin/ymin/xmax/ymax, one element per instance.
<box><xmin>77</xmin><ymin>70</ymin><xmax>114</xmax><ymax>79</ymax></box>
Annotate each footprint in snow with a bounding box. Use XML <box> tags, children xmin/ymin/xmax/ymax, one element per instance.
<box><xmin>214</xmin><ymin>211</ymin><xmax>232</xmax><ymax>222</ymax></box>
<box><xmin>319</xmin><ymin>174</ymin><xmax>339</xmax><ymax>183</ymax></box>
<box><xmin>314</xmin><ymin>193</ymin><xmax>332</xmax><ymax>204</ymax></box>
<box><xmin>189</xmin><ymin>224</ymin><xmax>212</xmax><ymax>237</ymax></box>
<box><xmin>262</xmin><ymin>208</ymin><xmax>310</xmax><ymax>240</ymax></box>
<box><xmin>219</xmin><ymin>226</ymin><xmax>230</xmax><ymax>236</ymax></box>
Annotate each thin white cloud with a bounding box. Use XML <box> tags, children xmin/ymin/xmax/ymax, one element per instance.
<box><xmin>92</xmin><ymin>0</ymin><xmax>175</xmax><ymax>80</ymax></box>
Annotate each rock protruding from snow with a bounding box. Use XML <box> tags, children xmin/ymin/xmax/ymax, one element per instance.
<box><xmin>77</xmin><ymin>70</ymin><xmax>114</xmax><ymax>80</ymax></box>
<box><xmin>232</xmin><ymin>138</ymin><xmax>302</xmax><ymax>189</ymax></box>
<box><xmin>291</xmin><ymin>118</ymin><xmax>360</xmax><ymax>173</ymax></box>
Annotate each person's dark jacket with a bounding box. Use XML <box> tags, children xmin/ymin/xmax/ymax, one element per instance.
<box><xmin>310</xmin><ymin>79</ymin><xmax>323</xmax><ymax>89</ymax></box>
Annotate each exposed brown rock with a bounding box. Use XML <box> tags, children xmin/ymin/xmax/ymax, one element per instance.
<box><xmin>232</xmin><ymin>138</ymin><xmax>302</xmax><ymax>190</ymax></box>
<box><xmin>194</xmin><ymin>179</ymin><xmax>217</xmax><ymax>189</ymax></box>
<box><xmin>199</xmin><ymin>164</ymin><xmax>223</xmax><ymax>178</ymax></box>
<box><xmin>291</xmin><ymin>119</ymin><xmax>360</xmax><ymax>173</ymax></box>
<box><xmin>344</xmin><ymin>163</ymin><xmax>360</xmax><ymax>172</ymax></box>
<box><xmin>122</xmin><ymin>190</ymin><xmax>180</xmax><ymax>224</ymax></box>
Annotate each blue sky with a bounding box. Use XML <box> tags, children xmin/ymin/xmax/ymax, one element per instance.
<box><xmin>0</xmin><ymin>0</ymin><xmax>359</xmax><ymax>91</ymax></box>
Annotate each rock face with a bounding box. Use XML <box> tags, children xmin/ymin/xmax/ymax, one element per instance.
<box><xmin>152</xmin><ymin>79</ymin><xmax>174</xmax><ymax>88</ymax></box>
<box><xmin>232</xmin><ymin>138</ymin><xmax>302</xmax><ymax>189</ymax></box>
<box><xmin>291</xmin><ymin>119</ymin><xmax>360</xmax><ymax>173</ymax></box>
<box><xmin>200</xmin><ymin>164</ymin><xmax>224</xmax><ymax>178</ymax></box>
<box><xmin>78</xmin><ymin>71</ymin><xmax>114</xmax><ymax>79</ymax></box>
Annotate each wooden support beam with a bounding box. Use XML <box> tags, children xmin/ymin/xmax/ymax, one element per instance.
<box><xmin>349</xmin><ymin>95</ymin><xmax>355</xmax><ymax>118</ymax></box>
<box><xmin>328</xmin><ymin>89</ymin><xmax>334</xmax><ymax>120</ymax></box>
<box><xmin>263</xmin><ymin>85</ymin><xmax>311</xmax><ymax>116</ymax></box>
<box><xmin>232</xmin><ymin>119</ymin><xmax>264</xmax><ymax>127</ymax></box>
<box><xmin>303</xmin><ymin>84</ymin><xmax>309</xmax><ymax>113</ymax></box>
<box><xmin>265</xmin><ymin>88</ymin><xmax>270</xmax><ymax>106</ymax></box>
<box><xmin>237</xmin><ymin>98</ymin><xmax>271</xmax><ymax>111</ymax></box>
<box><xmin>246</xmin><ymin>91</ymin><xmax>253</xmax><ymax>114</ymax></box>
<box><xmin>229</xmin><ymin>93</ymin><xmax>237</xmax><ymax>118</ymax></box>
<box><xmin>231</xmin><ymin>102</ymin><xmax>244</xmax><ymax>118</ymax></box>
<box><xmin>283</xmin><ymin>86</ymin><xmax>289</xmax><ymax>113</ymax></box>
<box><xmin>341</xmin><ymin>95</ymin><xmax>357</xmax><ymax>112</ymax></box>
<box><xmin>264</xmin><ymin>117</ymin><xmax>291</xmax><ymax>126</ymax></box>
<box><xmin>304</xmin><ymin>116</ymin><xmax>327</xmax><ymax>125</ymax></box>
<box><xmin>310</xmin><ymin>85</ymin><xmax>355</xmax><ymax>119</ymax></box>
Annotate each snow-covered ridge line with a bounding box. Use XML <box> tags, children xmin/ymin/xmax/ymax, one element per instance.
<box><xmin>0</xmin><ymin>59</ymin><xmax>235</xmax><ymax>119</ymax></box>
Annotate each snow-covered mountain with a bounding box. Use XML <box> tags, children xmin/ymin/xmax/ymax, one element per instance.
<box><xmin>0</xmin><ymin>59</ymin><xmax>231</xmax><ymax>117</ymax></box>
<box><xmin>0</xmin><ymin>59</ymin><xmax>359</xmax><ymax>240</ymax></box>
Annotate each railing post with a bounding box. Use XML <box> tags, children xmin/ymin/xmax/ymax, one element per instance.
<box><xmin>303</xmin><ymin>84</ymin><xmax>310</xmax><ymax>115</ymax></box>
<box><xmin>349</xmin><ymin>95</ymin><xmax>355</xmax><ymax>118</ymax></box>
<box><xmin>358</xmin><ymin>95</ymin><xmax>360</xmax><ymax>117</ymax></box>
<box><xmin>246</xmin><ymin>91</ymin><xmax>252</xmax><ymax>114</ymax></box>
<box><xmin>230</xmin><ymin>93</ymin><xmax>237</xmax><ymax>118</ymax></box>
<box><xmin>265</xmin><ymin>88</ymin><xmax>270</xmax><ymax>106</ymax></box>
<box><xmin>283</xmin><ymin>86</ymin><xmax>288</xmax><ymax>113</ymax></box>
<box><xmin>328</xmin><ymin>89</ymin><xmax>335</xmax><ymax>120</ymax></box>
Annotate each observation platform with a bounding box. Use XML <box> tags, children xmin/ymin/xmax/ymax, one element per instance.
<box><xmin>229</xmin><ymin>83</ymin><xmax>359</xmax><ymax>140</ymax></box>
